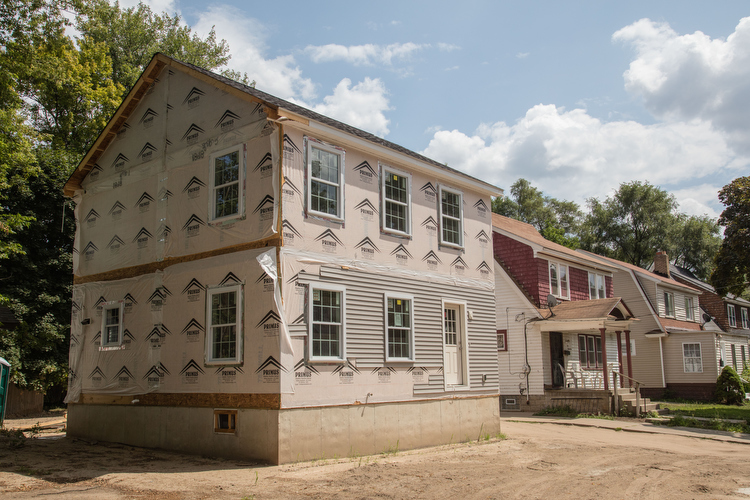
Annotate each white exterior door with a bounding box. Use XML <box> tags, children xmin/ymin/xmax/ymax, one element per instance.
<box><xmin>443</xmin><ymin>305</ymin><xmax>463</xmax><ymax>385</ymax></box>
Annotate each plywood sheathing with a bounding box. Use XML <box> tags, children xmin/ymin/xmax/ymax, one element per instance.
<box><xmin>73</xmin><ymin>236</ymin><xmax>281</xmax><ymax>284</ymax></box>
<box><xmin>78</xmin><ymin>392</ymin><xmax>281</xmax><ymax>409</ymax></box>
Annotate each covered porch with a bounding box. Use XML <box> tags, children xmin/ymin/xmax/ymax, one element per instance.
<box><xmin>534</xmin><ymin>298</ymin><xmax>639</xmax><ymax>412</ymax></box>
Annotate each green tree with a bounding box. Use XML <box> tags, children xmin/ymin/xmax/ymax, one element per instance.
<box><xmin>669</xmin><ymin>214</ymin><xmax>722</xmax><ymax>282</ymax></box>
<box><xmin>75</xmin><ymin>0</ymin><xmax>231</xmax><ymax>93</ymax></box>
<box><xmin>492</xmin><ymin>178</ymin><xmax>582</xmax><ymax>249</ymax></box>
<box><xmin>710</xmin><ymin>176</ymin><xmax>750</xmax><ymax>297</ymax></box>
<box><xmin>580</xmin><ymin>181</ymin><xmax>678</xmax><ymax>268</ymax></box>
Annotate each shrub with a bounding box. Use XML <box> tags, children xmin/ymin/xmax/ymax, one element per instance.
<box><xmin>715</xmin><ymin>366</ymin><xmax>744</xmax><ymax>405</ymax></box>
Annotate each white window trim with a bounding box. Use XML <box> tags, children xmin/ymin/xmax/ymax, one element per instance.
<box><xmin>306</xmin><ymin>139</ymin><xmax>345</xmax><ymax>221</ymax></box>
<box><xmin>728</xmin><ymin>304</ymin><xmax>737</xmax><ymax>328</ymax></box>
<box><xmin>741</xmin><ymin>308</ymin><xmax>749</xmax><ymax>329</ymax></box>
<box><xmin>383</xmin><ymin>293</ymin><xmax>415</xmax><ymax>362</ymax></box>
<box><xmin>208</xmin><ymin>144</ymin><xmax>245</xmax><ymax>223</ymax></box>
<box><xmin>308</xmin><ymin>283</ymin><xmax>347</xmax><ymax>361</ymax></box>
<box><xmin>101</xmin><ymin>300</ymin><xmax>124</xmax><ymax>347</ymax></box>
<box><xmin>205</xmin><ymin>283</ymin><xmax>243</xmax><ymax>365</ymax></box>
<box><xmin>682</xmin><ymin>342</ymin><xmax>703</xmax><ymax>373</ymax></box>
<box><xmin>438</xmin><ymin>185</ymin><xmax>464</xmax><ymax>249</ymax></box>
<box><xmin>685</xmin><ymin>297</ymin><xmax>694</xmax><ymax>321</ymax></box>
<box><xmin>549</xmin><ymin>261</ymin><xmax>570</xmax><ymax>299</ymax></box>
<box><xmin>663</xmin><ymin>291</ymin><xmax>675</xmax><ymax>318</ymax></box>
<box><xmin>588</xmin><ymin>272</ymin><xmax>606</xmax><ymax>300</ymax></box>
<box><xmin>380</xmin><ymin>164</ymin><xmax>412</xmax><ymax>237</ymax></box>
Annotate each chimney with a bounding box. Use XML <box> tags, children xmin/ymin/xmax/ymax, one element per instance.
<box><xmin>653</xmin><ymin>251</ymin><xmax>671</xmax><ymax>278</ymax></box>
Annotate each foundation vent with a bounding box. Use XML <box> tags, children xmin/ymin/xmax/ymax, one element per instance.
<box><xmin>501</xmin><ymin>396</ymin><xmax>521</xmax><ymax>411</ymax></box>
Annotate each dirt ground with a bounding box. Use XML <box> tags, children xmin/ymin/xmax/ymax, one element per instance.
<box><xmin>2</xmin><ymin>414</ymin><xmax>750</xmax><ymax>499</ymax></box>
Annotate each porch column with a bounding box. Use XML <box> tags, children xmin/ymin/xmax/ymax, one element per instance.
<box><xmin>600</xmin><ymin>327</ymin><xmax>608</xmax><ymax>390</ymax></box>
<box><xmin>615</xmin><ymin>331</ymin><xmax>623</xmax><ymax>388</ymax></box>
<box><xmin>625</xmin><ymin>329</ymin><xmax>633</xmax><ymax>388</ymax></box>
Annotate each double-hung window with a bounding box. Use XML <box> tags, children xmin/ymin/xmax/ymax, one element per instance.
<box><xmin>384</xmin><ymin>294</ymin><xmax>414</xmax><ymax>361</ymax></box>
<box><xmin>438</xmin><ymin>186</ymin><xmax>463</xmax><ymax>248</ymax></box>
<box><xmin>578</xmin><ymin>334</ymin><xmax>602</xmax><ymax>369</ymax></box>
<box><xmin>683</xmin><ymin>342</ymin><xmax>703</xmax><ymax>373</ymax></box>
<box><xmin>549</xmin><ymin>262</ymin><xmax>569</xmax><ymax>299</ymax></box>
<box><xmin>741</xmin><ymin>308</ymin><xmax>749</xmax><ymax>329</ymax></box>
<box><xmin>588</xmin><ymin>272</ymin><xmax>606</xmax><ymax>299</ymax></box>
<box><xmin>309</xmin><ymin>285</ymin><xmax>346</xmax><ymax>360</ymax></box>
<box><xmin>664</xmin><ymin>291</ymin><xmax>675</xmax><ymax>318</ymax></box>
<box><xmin>101</xmin><ymin>301</ymin><xmax>124</xmax><ymax>347</ymax></box>
<box><xmin>206</xmin><ymin>284</ymin><xmax>242</xmax><ymax>364</ymax></box>
<box><xmin>209</xmin><ymin>145</ymin><xmax>244</xmax><ymax>221</ymax></box>
<box><xmin>685</xmin><ymin>297</ymin><xmax>694</xmax><ymax>321</ymax></box>
<box><xmin>307</xmin><ymin>140</ymin><xmax>344</xmax><ymax>220</ymax></box>
<box><xmin>728</xmin><ymin>304</ymin><xmax>737</xmax><ymax>327</ymax></box>
<box><xmin>381</xmin><ymin>166</ymin><xmax>411</xmax><ymax>236</ymax></box>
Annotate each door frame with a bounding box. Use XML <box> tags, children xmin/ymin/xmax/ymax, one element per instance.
<box><xmin>442</xmin><ymin>299</ymin><xmax>470</xmax><ymax>389</ymax></box>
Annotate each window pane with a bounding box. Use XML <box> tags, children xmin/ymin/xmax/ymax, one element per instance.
<box><xmin>385</xmin><ymin>173</ymin><xmax>408</xmax><ymax>203</ymax></box>
<box><xmin>559</xmin><ymin>266</ymin><xmax>568</xmax><ymax>298</ymax></box>
<box><xmin>312</xmin><ymin>289</ymin><xmax>342</xmax><ymax>358</ymax></box>
<box><xmin>385</xmin><ymin>200</ymin><xmax>407</xmax><ymax>232</ymax></box>
<box><xmin>549</xmin><ymin>263</ymin><xmax>558</xmax><ymax>295</ymax></box>
<box><xmin>597</xmin><ymin>275</ymin><xmax>605</xmax><ymax>299</ymax></box>
<box><xmin>578</xmin><ymin>335</ymin><xmax>587</xmax><ymax>367</ymax></box>
<box><xmin>589</xmin><ymin>274</ymin><xmax>596</xmax><ymax>299</ymax></box>
<box><xmin>442</xmin><ymin>217</ymin><xmax>460</xmax><ymax>245</ymax></box>
<box><xmin>441</xmin><ymin>191</ymin><xmax>460</xmax><ymax>218</ymax></box>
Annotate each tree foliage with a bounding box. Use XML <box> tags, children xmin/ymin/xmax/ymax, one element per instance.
<box><xmin>580</xmin><ymin>181</ymin><xmax>679</xmax><ymax>268</ymax></box>
<box><xmin>0</xmin><ymin>0</ymin><xmax>233</xmax><ymax>397</ymax></box>
<box><xmin>669</xmin><ymin>214</ymin><xmax>721</xmax><ymax>282</ymax></box>
<box><xmin>710</xmin><ymin>176</ymin><xmax>750</xmax><ymax>297</ymax></box>
<box><xmin>492</xmin><ymin>178</ymin><xmax>582</xmax><ymax>249</ymax></box>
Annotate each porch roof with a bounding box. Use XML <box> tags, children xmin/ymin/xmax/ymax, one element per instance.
<box><xmin>533</xmin><ymin>297</ymin><xmax>638</xmax><ymax>332</ymax></box>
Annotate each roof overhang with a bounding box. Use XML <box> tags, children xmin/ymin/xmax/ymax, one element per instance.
<box><xmin>536</xmin><ymin>318</ymin><xmax>637</xmax><ymax>333</ymax></box>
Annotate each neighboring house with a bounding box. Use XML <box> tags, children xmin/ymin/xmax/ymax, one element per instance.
<box><xmin>652</xmin><ymin>253</ymin><xmax>750</xmax><ymax>376</ymax></box>
<box><xmin>492</xmin><ymin>215</ymin><xmax>638</xmax><ymax>413</ymax></box>
<box><xmin>62</xmin><ymin>54</ymin><xmax>502</xmax><ymax>463</ymax></box>
<box><xmin>582</xmin><ymin>250</ymin><xmax>718</xmax><ymax>400</ymax></box>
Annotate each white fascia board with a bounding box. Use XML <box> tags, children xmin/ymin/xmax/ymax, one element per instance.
<box><xmin>283</xmin><ymin>118</ymin><xmax>503</xmax><ymax>197</ymax></box>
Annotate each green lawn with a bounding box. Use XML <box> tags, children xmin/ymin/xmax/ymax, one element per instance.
<box><xmin>659</xmin><ymin>401</ymin><xmax>750</xmax><ymax>422</ymax></box>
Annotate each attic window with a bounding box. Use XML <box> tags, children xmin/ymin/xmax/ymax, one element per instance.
<box><xmin>728</xmin><ymin>304</ymin><xmax>736</xmax><ymax>327</ymax></box>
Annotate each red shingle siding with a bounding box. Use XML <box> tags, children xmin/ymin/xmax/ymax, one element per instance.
<box><xmin>569</xmin><ymin>267</ymin><xmax>589</xmax><ymax>301</ymax></box>
<box><xmin>605</xmin><ymin>276</ymin><xmax>614</xmax><ymax>298</ymax></box>
<box><xmin>699</xmin><ymin>291</ymin><xmax>729</xmax><ymax>330</ymax></box>
<box><xmin>493</xmin><ymin>232</ymin><xmax>545</xmax><ymax>307</ymax></box>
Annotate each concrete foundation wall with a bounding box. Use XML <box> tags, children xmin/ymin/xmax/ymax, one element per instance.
<box><xmin>67</xmin><ymin>404</ymin><xmax>281</xmax><ymax>463</ymax></box>
<box><xmin>68</xmin><ymin>396</ymin><xmax>501</xmax><ymax>464</ymax></box>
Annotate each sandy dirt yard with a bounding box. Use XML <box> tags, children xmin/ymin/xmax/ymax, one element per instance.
<box><xmin>2</xmin><ymin>417</ymin><xmax>750</xmax><ymax>499</ymax></box>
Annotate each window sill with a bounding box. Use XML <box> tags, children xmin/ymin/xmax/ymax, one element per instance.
<box><xmin>439</xmin><ymin>241</ymin><xmax>464</xmax><ymax>251</ymax></box>
<box><xmin>382</xmin><ymin>229</ymin><xmax>412</xmax><ymax>239</ymax></box>
<box><xmin>307</xmin><ymin>358</ymin><xmax>346</xmax><ymax>364</ymax></box>
<box><xmin>307</xmin><ymin>210</ymin><xmax>344</xmax><ymax>223</ymax></box>
<box><xmin>205</xmin><ymin>360</ymin><xmax>243</xmax><ymax>367</ymax></box>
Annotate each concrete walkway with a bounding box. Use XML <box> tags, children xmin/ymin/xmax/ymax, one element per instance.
<box><xmin>500</xmin><ymin>411</ymin><xmax>750</xmax><ymax>446</ymax></box>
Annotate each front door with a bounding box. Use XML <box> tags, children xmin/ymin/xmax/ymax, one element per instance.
<box><xmin>443</xmin><ymin>305</ymin><xmax>463</xmax><ymax>385</ymax></box>
<box><xmin>550</xmin><ymin>331</ymin><xmax>564</xmax><ymax>387</ymax></box>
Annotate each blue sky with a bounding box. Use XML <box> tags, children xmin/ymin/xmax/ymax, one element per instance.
<box><xmin>122</xmin><ymin>0</ymin><xmax>750</xmax><ymax>218</ymax></box>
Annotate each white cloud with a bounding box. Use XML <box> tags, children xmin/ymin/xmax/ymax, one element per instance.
<box><xmin>421</xmin><ymin>104</ymin><xmax>736</xmax><ymax>210</ymax></box>
<box><xmin>310</xmin><ymin>78</ymin><xmax>391</xmax><ymax>137</ymax></box>
<box><xmin>304</xmin><ymin>42</ymin><xmax>429</xmax><ymax>66</ymax></box>
<box><xmin>444</xmin><ymin>66</ymin><xmax>459</xmax><ymax>72</ymax></box>
<box><xmin>614</xmin><ymin>17</ymin><xmax>750</xmax><ymax>153</ymax></box>
<box><xmin>671</xmin><ymin>184</ymin><xmax>722</xmax><ymax>218</ymax></box>
<box><xmin>193</xmin><ymin>5</ymin><xmax>316</xmax><ymax>100</ymax></box>
<box><xmin>516</xmin><ymin>52</ymin><xmax>530</xmax><ymax>59</ymax></box>
<box><xmin>437</xmin><ymin>43</ymin><xmax>460</xmax><ymax>52</ymax></box>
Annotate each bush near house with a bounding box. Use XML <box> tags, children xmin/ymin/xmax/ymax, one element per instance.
<box><xmin>715</xmin><ymin>366</ymin><xmax>745</xmax><ymax>405</ymax></box>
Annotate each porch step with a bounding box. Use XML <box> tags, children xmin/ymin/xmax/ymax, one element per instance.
<box><xmin>618</xmin><ymin>393</ymin><xmax>661</xmax><ymax>414</ymax></box>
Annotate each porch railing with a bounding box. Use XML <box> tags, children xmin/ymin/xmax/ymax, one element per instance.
<box><xmin>612</xmin><ymin>371</ymin><xmax>645</xmax><ymax>417</ymax></box>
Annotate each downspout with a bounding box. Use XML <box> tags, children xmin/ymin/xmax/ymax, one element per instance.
<box><xmin>659</xmin><ymin>337</ymin><xmax>666</xmax><ymax>388</ymax></box>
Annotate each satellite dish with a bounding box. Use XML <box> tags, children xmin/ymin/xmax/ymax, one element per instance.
<box><xmin>702</xmin><ymin>313</ymin><xmax>712</xmax><ymax>323</ymax></box>
<box><xmin>547</xmin><ymin>294</ymin><xmax>559</xmax><ymax>308</ymax></box>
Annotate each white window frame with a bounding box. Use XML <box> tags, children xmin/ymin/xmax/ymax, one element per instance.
<box><xmin>308</xmin><ymin>284</ymin><xmax>346</xmax><ymax>361</ymax></box>
<box><xmin>307</xmin><ymin>139</ymin><xmax>345</xmax><ymax>221</ymax></box>
<box><xmin>741</xmin><ymin>308</ymin><xmax>749</xmax><ymax>329</ymax></box>
<box><xmin>549</xmin><ymin>261</ymin><xmax>569</xmax><ymax>299</ymax></box>
<box><xmin>664</xmin><ymin>291</ymin><xmax>675</xmax><ymax>318</ymax></box>
<box><xmin>101</xmin><ymin>301</ymin><xmax>124</xmax><ymax>347</ymax></box>
<box><xmin>728</xmin><ymin>304</ymin><xmax>737</xmax><ymax>328</ymax></box>
<box><xmin>438</xmin><ymin>185</ymin><xmax>464</xmax><ymax>248</ymax></box>
<box><xmin>588</xmin><ymin>272</ymin><xmax>606</xmax><ymax>300</ymax></box>
<box><xmin>205</xmin><ymin>283</ymin><xmax>243</xmax><ymax>365</ymax></box>
<box><xmin>682</xmin><ymin>342</ymin><xmax>703</xmax><ymax>373</ymax></box>
<box><xmin>685</xmin><ymin>297</ymin><xmax>694</xmax><ymax>321</ymax></box>
<box><xmin>383</xmin><ymin>293</ymin><xmax>415</xmax><ymax>362</ymax></box>
<box><xmin>208</xmin><ymin>144</ymin><xmax>245</xmax><ymax>223</ymax></box>
<box><xmin>380</xmin><ymin>165</ymin><xmax>412</xmax><ymax>237</ymax></box>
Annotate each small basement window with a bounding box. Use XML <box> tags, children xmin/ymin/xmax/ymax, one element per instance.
<box><xmin>214</xmin><ymin>409</ymin><xmax>237</xmax><ymax>434</ymax></box>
